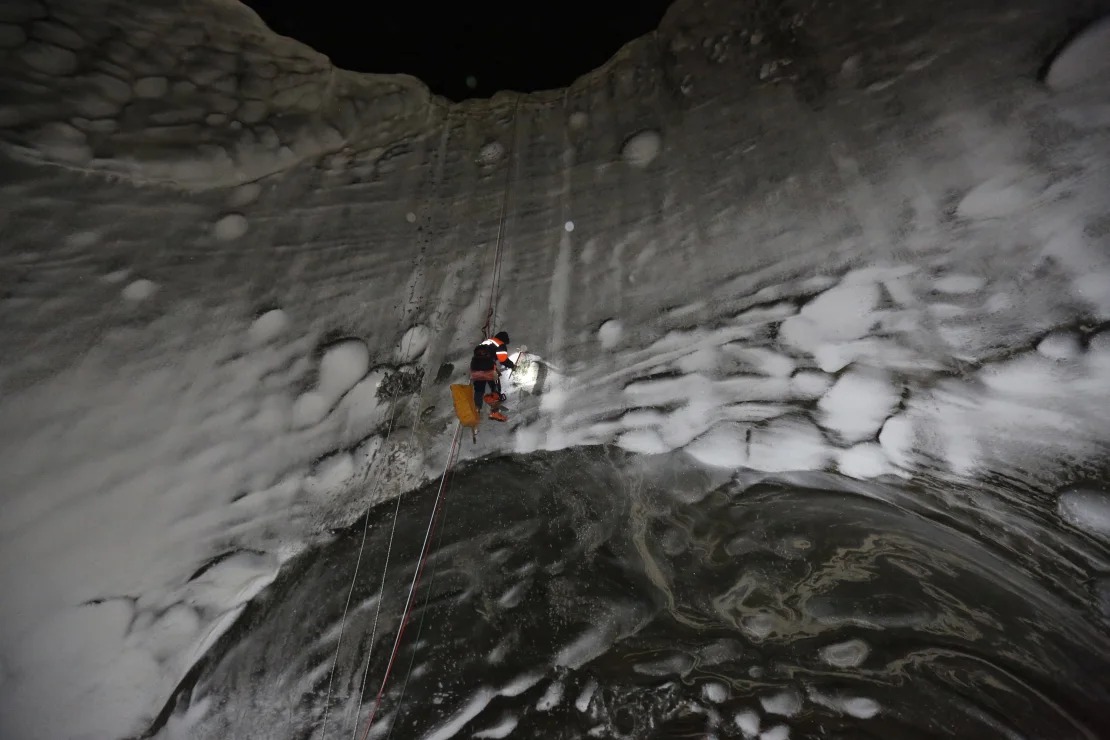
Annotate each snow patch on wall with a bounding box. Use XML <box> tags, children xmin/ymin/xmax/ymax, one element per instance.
<box><xmin>1045</xmin><ymin>17</ymin><xmax>1110</xmax><ymax>90</ymax></box>
<box><xmin>621</xmin><ymin>130</ymin><xmax>662</xmax><ymax>167</ymax></box>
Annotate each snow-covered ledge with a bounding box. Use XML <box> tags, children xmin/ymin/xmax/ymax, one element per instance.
<box><xmin>1</xmin><ymin>0</ymin><xmax>1108</xmax><ymax>737</ymax></box>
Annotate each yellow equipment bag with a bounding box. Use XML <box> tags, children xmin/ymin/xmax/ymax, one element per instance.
<box><xmin>450</xmin><ymin>384</ymin><xmax>480</xmax><ymax>428</ymax></box>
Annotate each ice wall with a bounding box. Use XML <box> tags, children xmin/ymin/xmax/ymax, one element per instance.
<box><xmin>1</xmin><ymin>0</ymin><xmax>1108</xmax><ymax>737</ymax></box>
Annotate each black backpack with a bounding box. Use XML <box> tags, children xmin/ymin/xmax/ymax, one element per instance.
<box><xmin>470</xmin><ymin>343</ymin><xmax>496</xmax><ymax>371</ymax></box>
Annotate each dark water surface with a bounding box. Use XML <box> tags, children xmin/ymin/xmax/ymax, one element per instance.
<box><xmin>153</xmin><ymin>447</ymin><xmax>1110</xmax><ymax>740</ymax></box>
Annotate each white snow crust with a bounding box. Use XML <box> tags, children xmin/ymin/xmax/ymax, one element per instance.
<box><xmin>735</xmin><ymin>709</ymin><xmax>761</xmax><ymax>738</ymax></box>
<box><xmin>760</xmin><ymin>689</ymin><xmax>802</xmax><ymax>717</ymax></box>
<box><xmin>1057</xmin><ymin>488</ymin><xmax>1110</xmax><ymax>540</ymax></box>
<box><xmin>1045</xmin><ymin>17</ymin><xmax>1110</xmax><ymax>90</ymax></box>
<box><xmin>621</xmin><ymin>130</ymin><xmax>662</xmax><ymax>167</ymax></box>
<box><xmin>818</xmin><ymin>638</ymin><xmax>871</xmax><ymax>668</ymax></box>
<box><xmin>759</xmin><ymin>725</ymin><xmax>791</xmax><ymax>740</ymax></box>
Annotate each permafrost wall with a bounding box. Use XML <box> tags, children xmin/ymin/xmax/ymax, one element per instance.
<box><xmin>1</xmin><ymin>0</ymin><xmax>1108</xmax><ymax>737</ymax></box>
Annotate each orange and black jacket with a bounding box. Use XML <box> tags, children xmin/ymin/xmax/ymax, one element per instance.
<box><xmin>478</xmin><ymin>336</ymin><xmax>516</xmax><ymax>371</ymax></box>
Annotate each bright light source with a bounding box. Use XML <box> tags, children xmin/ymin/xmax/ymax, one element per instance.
<box><xmin>564</xmin><ymin>220</ymin><xmax>575</xmax><ymax>232</ymax></box>
<box><xmin>504</xmin><ymin>351</ymin><xmax>540</xmax><ymax>393</ymax></box>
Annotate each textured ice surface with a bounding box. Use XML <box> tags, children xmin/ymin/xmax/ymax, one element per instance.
<box><xmin>818</xmin><ymin>367</ymin><xmax>901</xmax><ymax>444</ymax></box>
<box><xmin>760</xmin><ymin>689</ymin><xmax>803</xmax><ymax>717</ymax></box>
<box><xmin>247</xmin><ymin>308</ymin><xmax>290</xmax><ymax>346</ymax></box>
<box><xmin>818</xmin><ymin>639</ymin><xmax>871</xmax><ymax>668</ymax></box>
<box><xmin>838</xmin><ymin>443</ymin><xmax>894</xmax><ymax>479</ymax></box>
<box><xmin>473</xmin><ymin>715</ymin><xmax>518</xmax><ymax>739</ymax></box>
<box><xmin>535</xmin><ymin>681</ymin><xmax>564</xmax><ymax>711</ymax></box>
<box><xmin>1057</xmin><ymin>488</ymin><xmax>1110</xmax><ymax>540</ymax></box>
<box><xmin>575</xmin><ymin>679</ymin><xmax>598</xmax><ymax>712</ymax></box>
<box><xmin>122</xmin><ymin>278</ymin><xmax>158</xmax><ymax>301</ymax></box>
<box><xmin>0</xmin><ymin>0</ymin><xmax>1108</xmax><ymax>736</ymax></box>
<box><xmin>396</xmin><ymin>324</ymin><xmax>431</xmax><ymax>361</ymax></box>
<box><xmin>760</xmin><ymin>726</ymin><xmax>791</xmax><ymax>740</ymax></box>
<box><xmin>621</xmin><ymin>130</ymin><xmax>662</xmax><ymax>167</ymax></box>
<box><xmin>735</xmin><ymin>709</ymin><xmax>761</xmax><ymax>738</ymax></box>
<box><xmin>424</xmin><ymin>689</ymin><xmax>496</xmax><ymax>740</ymax></box>
<box><xmin>292</xmin><ymin>339</ymin><xmax>370</xmax><ymax>427</ymax></box>
<box><xmin>1037</xmin><ymin>330</ymin><xmax>1083</xmax><ymax>360</ymax></box>
<box><xmin>1045</xmin><ymin>17</ymin><xmax>1110</xmax><ymax>90</ymax></box>
<box><xmin>213</xmin><ymin>213</ymin><xmax>249</xmax><ymax>241</ymax></box>
<box><xmin>808</xmin><ymin>689</ymin><xmax>882</xmax><ymax>719</ymax></box>
<box><xmin>702</xmin><ymin>681</ymin><xmax>729</xmax><ymax>703</ymax></box>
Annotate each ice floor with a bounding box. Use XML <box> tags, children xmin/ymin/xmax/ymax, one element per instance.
<box><xmin>0</xmin><ymin>1</ymin><xmax>1108</xmax><ymax>738</ymax></box>
<box><xmin>155</xmin><ymin>451</ymin><xmax>1110</xmax><ymax>740</ymax></box>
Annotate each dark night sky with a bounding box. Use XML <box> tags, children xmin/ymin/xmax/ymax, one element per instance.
<box><xmin>240</xmin><ymin>0</ymin><xmax>674</xmax><ymax>101</ymax></box>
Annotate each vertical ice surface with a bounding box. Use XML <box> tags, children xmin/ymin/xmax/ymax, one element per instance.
<box><xmin>837</xmin><ymin>443</ymin><xmax>893</xmax><ymax>479</ymax></box>
<box><xmin>285</xmin><ymin>337</ymin><xmax>373</xmax><ymax>457</ymax></box>
<box><xmin>1044</xmin><ymin>17</ymin><xmax>1110</xmax><ymax>90</ymax></box>
<box><xmin>247</xmin><ymin>309</ymin><xmax>290</xmax><ymax>346</ymax></box>
<box><xmin>598</xmin><ymin>319</ymin><xmax>623</xmax><ymax>349</ymax></box>
<box><xmin>817</xmin><ymin>367</ymin><xmax>900</xmax><ymax>444</ymax></box>
<box><xmin>473</xmin><ymin>715</ymin><xmax>519</xmax><ymax>738</ymax></box>
<box><xmin>621</xmin><ymin>130</ymin><xmax>662</xmax><ymax>167</ymax></box>
<box><xmin>702</xmin><ymin>681</ymin><xmax>729</xmax><ymax>703</ymax></box>
<box><xmin>734</xmin><ymin>709</ymin><xmax>761</xmax><ymax>738</ymax></box>
<box><xmin>397</xmin><ymin>324</ymin><xmax>431</xmax><ymax>362</ymax></box>
<box><xmin>122</xmin><ymin>278</ymin><xmax>159</xmax><ymax>301</ymax></box>
<box><xmin>575</xmin><ymin>678</ymin><xmax>598</xmax><ymax>712</ymax></box>
<box><xmin>535</xmin><ymin>681</ymin><xmax>564</xmax><ymax>711</ymax></box>
<box><xmin>213</xmin><ymin>213</ymin><xmax>249</xmax><ymax>241</ymax></box>
<box><xmin>760</xmin><ymin>689</ymin><xmax>802</xmax><ymax>717</ymax></box>
<box><xmin>1036</xmin><ymin>330</ymin><xmax>1083</xmax><ymax>360</ymax></box>
<box><xmin>759</xmin><ymin>725</ymin><xmax>791</xmax><ymax>740</ymax></box>
<box><xmin>0</xmin><ymin>0</ymin><xmax>1108</xmax><ymax>736</ymax></box>
<box><xmin>818</xmin><ymin>638</ymin><xmax>871</xmax><ymax>668</ymax></box>
<box><xmin>1057</xmin><ymin>488</ymin><xmax>1110</xmax><ymax>540</ymax></box>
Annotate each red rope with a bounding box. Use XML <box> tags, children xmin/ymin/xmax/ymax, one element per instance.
<box><xmin>482</xmin><ymin>239</ymin><xmax>507</xmax><ymax>340</ymax></box>
<box><xmin>358</xmin><ymin>425</ymin><xmax>463</xmax><ymax>739</ymax></box>
<box><xmin>357</xmin><ymin>102</ymin><xmax>518</xmax><ymax>740</ymax></box>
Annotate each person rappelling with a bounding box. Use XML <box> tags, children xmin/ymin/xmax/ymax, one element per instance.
<box><xmin>470</xmin><ymin>331</ymin><xmax>515</xmax><ymax>422</ymax></box>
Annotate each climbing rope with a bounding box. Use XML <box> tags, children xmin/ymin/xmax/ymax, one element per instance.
<box><xmin>340</xmin><ymin>98</ymin><xmax>520</xmax><ymax>740</ymax></box>
<box><xmin>344</xmin><ymin>463</ymin><xmax>406</xmax><ymax>737</ymax></box>
<box><xmin>481</xmin><ymin>98</ymin><xmax>520</xmax><ymax>339</ymax></box>
<box><xmin>358</xmin><ymin>422</ymin><xmax>463</xmax><ymax>740</ymax></box>
<box><xmin>383</xmin><ymin>451</ymin><xmax>458</xmax><ymax>740</ymax></box>
<box><xmin>317</xmin><ymin>390</ymin><xmax>405</xmax><ymax>739</ymax></box>
<box><xmin>318</xmin><ymin>111</ymin><xmax>462</xmax><ymax>737</ymax></box>
<box><xmin>321</xmin><ymin>315</ymin><xmax>437</xmax><ymax>736</ymax></box>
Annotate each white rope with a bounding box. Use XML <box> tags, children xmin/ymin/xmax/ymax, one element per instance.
<box><xmin>318</xmin><ymin>392</ymin><xmax>404</xmax><ymax>738</ymax></box>
<box><xmin>321</xmin><ymin>311</ymin><xmax>429</xmax><ymax>736</ymax></box>
<box><xmin>382</xmin><ymin>428</ymin><xmax>462</xmax><ymax>739</ymax></box>
<box><xmin>329</xmin><ymin>99</ymin><xmax>517</xmax><ymax>739</ymax></box>
<box><xmin>342</xmin><ymin>357</ymin><xmax>434</xmax><ymax>735</ymax></box>
<box><xmin>357</xmin><ymin>422</ymin><xmax>463</xmax><ymax>740</ymax></box>
<box><xmin>344</xmin><ymin>484</ymin><xmax>403</xmax><ymax>737</ymax></box>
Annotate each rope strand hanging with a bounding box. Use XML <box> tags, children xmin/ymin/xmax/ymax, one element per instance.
<box><xmin>318</xmin><ymin>109</ymin><xmax>458</xmax><ymax>740</ymax></box>
<box><xmin>350</xmin><ymin>97</ymin><xmax>521</xmax><ymax>740</ymax></box>
<box><xmin>358</xmin><ymin>422</ymin><xmax>463</xmax><ymax>739</ymax></box>
<box><xmin>482</xmin><ymin>98</ymin><xmax>520</xmax><ymax>339</ymax></box>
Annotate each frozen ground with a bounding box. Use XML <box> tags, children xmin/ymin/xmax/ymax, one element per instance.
<box><xmin>153</xmin><ymin>451</ymin><xmax>1110</xmax><ymax>740</ymax></box>
<box><xmin>0</xmin><ymin>0</ymin><xmax>1109</xmax><ymax>738</ymax></box>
